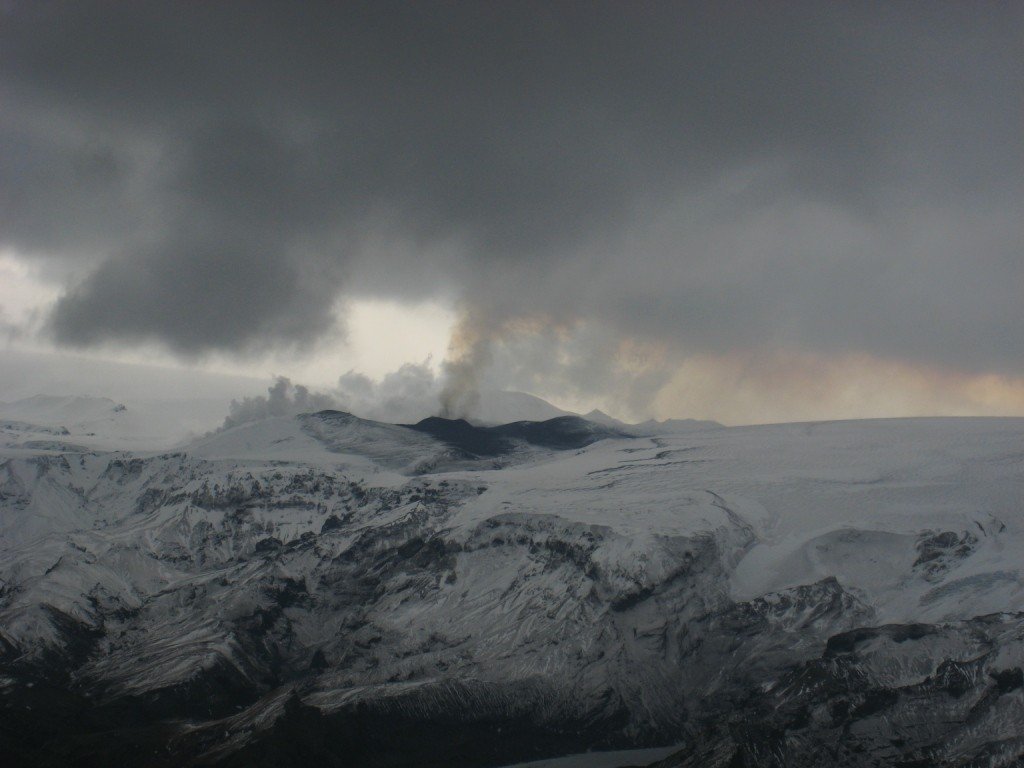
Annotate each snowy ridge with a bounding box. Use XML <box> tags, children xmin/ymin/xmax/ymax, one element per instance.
<box><xmin>1</xmin><ymin>413</ymin><xmax>1023</xmax><ymax>766</ymax></box>
<box><xmin>0</xmin><ymin>395</ymin><xmax>219</xmax><ymax>452</ymax></box>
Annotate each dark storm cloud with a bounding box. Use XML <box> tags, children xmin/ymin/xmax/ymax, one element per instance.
<box><xmin>52</xmin><ymin>234</ymin><xmax>337</xmax><ymax>352</ymax></box>
<box><xmin>1</xmin><ymin>1</ymin><xmax>1021</xmax><ymax>372</ymax></box>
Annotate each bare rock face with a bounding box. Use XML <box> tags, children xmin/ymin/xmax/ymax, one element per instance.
<box><xmin>2</xmin><ymin>414</ymin><xmax>1024</xmax><ymax>766</ymax></box>
<box><xmin>656</xmin><ymin>615</ymin><xmax>1024</xmax><ymax>768</ymax></box>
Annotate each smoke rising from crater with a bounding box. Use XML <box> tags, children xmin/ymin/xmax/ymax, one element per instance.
<box><xmin>438</xmin><ymin>311</ymin><xmax>496</xmax><ymax>420</ymax></box>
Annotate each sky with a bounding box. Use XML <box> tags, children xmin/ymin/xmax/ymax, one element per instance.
<box><xmin>1</xmin><ymin>1</ymin><xmax>1022</xmax><ymax>425</ymax></box>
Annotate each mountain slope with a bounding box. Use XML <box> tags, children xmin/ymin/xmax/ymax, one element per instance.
<box><xmin>1</xmin><ymin>415</ymin><xmax>1023</xmax><ymax>766</ymax></box>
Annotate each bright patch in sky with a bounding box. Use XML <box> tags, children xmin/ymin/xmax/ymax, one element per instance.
<box><xmin>276</xmin><ymin>298</ymin><xmax>457</xmax><ymax>387</ymax></box>
<box><xmin>0</xmin><ymin>250</ymin><xmax>60</xmax><ymax>333</ymax></box>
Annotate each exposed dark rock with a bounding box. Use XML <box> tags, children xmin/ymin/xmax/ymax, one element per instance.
<box><xmin>403</xmin><ymin>415</ymin><xmax>624</xmax><ymax>457</ymax></box>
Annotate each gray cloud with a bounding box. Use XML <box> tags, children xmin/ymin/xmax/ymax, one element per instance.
<box><xmin>49</xmin><ymin>233</ymin><xmax>340</xmax><ymax>352</ymax></box>
<box><xmin>336</xmin><ymin>363</ymin><xmax>442</xmax><ymax>424</ymax></box>
<box><xmin>1</xmin><ymin>1</ymin><xmax>1021</xmax><ymax>385</ymax></box>
<box><xmin>223</xmin><ymin>377</ymin><xmax>338</xmax><ymax>430</ymax></box>
<box><xmin>223</xmin><ymin>365</ymin><xmax>445</xmax><ymax>428</ymax></box>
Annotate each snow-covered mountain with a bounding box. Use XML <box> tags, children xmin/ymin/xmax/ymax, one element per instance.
<box><xmin>1</xmin><ymin>409</ymin><xmax>1023</xmax><ymax>767</ymax></box>
<box><xmin>0</xmin><ymin>394</ymin><xmax>231</xmax><ymax>451</ymax></box>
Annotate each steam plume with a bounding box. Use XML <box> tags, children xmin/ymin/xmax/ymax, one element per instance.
<box><xmin>438</xmin><ymin>312</ymin><xmax>495</xmax><ymax>419</ymax></box>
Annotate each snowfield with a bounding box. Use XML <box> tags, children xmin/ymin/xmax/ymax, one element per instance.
<box><xmin>1</xmin><ymin>399</ymin><xmax>1023</xmax><ymax>767</ymax></box>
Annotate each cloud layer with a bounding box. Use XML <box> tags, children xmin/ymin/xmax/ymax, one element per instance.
<box><xmin>2</xmin><ymin>2</ymin><xmax>1021</xmax><ymax>413</ymax></box>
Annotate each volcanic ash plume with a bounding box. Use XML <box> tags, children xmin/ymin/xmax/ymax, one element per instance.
<box><xmin>438</xmin><ymin>313</ymin><xmax>493</xmax><ymax>420</ymax></box>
